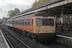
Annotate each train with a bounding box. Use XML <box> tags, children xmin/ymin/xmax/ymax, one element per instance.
<box><xmin>2</xmin><ymin>12</ymin><xmax>56</xmax><ymax>42</ymax></box>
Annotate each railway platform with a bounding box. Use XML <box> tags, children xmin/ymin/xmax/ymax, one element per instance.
<box><xmin>0</xmin><ymin>30</ymin><xmax>10</xmax><ymax>48</ymax></box>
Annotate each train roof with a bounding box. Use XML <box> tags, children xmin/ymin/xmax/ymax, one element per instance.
<box><xmin>11</xmin><ymin>12</ymin><xmax>50</xmax><ymax>19</ymax></box>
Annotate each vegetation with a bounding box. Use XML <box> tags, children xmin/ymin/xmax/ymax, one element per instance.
<box><xmin>32</xmin><ymin>0</ymin><xmax>48</xmax><ymax>8</ymax></box>
<box><xmin>8</xmin><ymin>8</ymin><xmax>20</xmax><ymax>17</ymax></box>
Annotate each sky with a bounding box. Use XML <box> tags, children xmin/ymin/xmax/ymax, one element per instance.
<box><xmin>0</xmin><ymin>0</ymin><xmax>35</xmax><ymax>19</ymax></box>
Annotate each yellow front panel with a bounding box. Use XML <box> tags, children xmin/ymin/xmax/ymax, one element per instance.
<box><xmin>35</xmin><ymin>26</ymin><xmax>55</xmax><ymax>33</ymax></box>
<box><xmin>33</xmin><ymin>16</ymin><xmax>55</xmax><ymax>33</ymax></box>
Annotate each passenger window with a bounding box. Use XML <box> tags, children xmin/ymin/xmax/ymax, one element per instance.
<box><xmin>36</xmin><ymin>18</ymin><xmax>54</xmax><ymax>26</ymax></box>
<box><xmin>23</xmin><ymin>19</ymin><xmax>32</xmax><ymax>26</ymax></box>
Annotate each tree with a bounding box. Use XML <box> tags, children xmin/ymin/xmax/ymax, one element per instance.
<box><xmin>15</xmin><ymin>8</ymin><xmax>20</xmax><ymax>14</ymax></box>
<box><xmin>32</xmin><ymin>0</ymin><xmax>48</xmax><ymax>8</ymax></box>
<box><xmin>8</xmin><ymin>10</ymin><xmax>16</xmax><ymax>17</ymax></box>
<box><xmin>8</xmin><ymin>8</ymin><xmax>20</xmax><ymax>17</ymax></box>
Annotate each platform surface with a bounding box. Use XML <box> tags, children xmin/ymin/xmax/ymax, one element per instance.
<box><xmin>0</xmin><ymin>30</ymin><xmax>10</xmax><ymax>48</ymax></box>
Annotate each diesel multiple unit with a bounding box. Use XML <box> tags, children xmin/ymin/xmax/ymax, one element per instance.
<box><xmin>3</xmin><ymin>12</ymin><xmax>56</xmax><ymax>41</ymax></box>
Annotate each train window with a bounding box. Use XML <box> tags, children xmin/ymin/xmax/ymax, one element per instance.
<box><xmin>23</xmin><ymin>19</ymin><xmax>32</xmax><ymax>26</ymax></box>
<box><xmin>43</xmin><ymin>19</ymin><xmax>54</xmax><ymax>26</ymax></box>
<box><xmin>15</xmin><ymin>20</ymin><xmax>19</xmax><ymax>24</ymax></box>
<box><xmin>36</xmin><ymin>18</ymin><xmax>42</xmax><ymax>26</ymax></box>
<box><xmin>20</xmin><ymin>20</ymin><xmax>24</xmax><ymax>25</ymax></box>
<box><xmin>14</xmin><ymin>19</ymin><xmax>24</xmax><ymax>25</ymax></box>
<box><xmin>36</xmin><ymin>18</ymin><xmax>54</xmax><ymax>26</ymax></box>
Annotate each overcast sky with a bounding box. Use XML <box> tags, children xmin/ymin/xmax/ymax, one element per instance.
<box><xmin>0</xmin><ymin>0</ymin><xmax>35</xmax><ymax>19</ymax></box>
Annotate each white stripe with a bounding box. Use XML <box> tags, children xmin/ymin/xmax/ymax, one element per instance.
<box><xmin>57</xmin><ymin>35</ymin><xmax>72</xmax><ymax>39</ymax></box>
<box><xmin>0</xmin><ymin>30</ymin><xmax>10</xmax><ymax>48</ymax></box>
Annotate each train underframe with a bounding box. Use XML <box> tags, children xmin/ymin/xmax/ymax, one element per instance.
<box><xmin>7</xmin><ymin>26</ymin><xmax>56</xmax><ymax>43</ymax></box>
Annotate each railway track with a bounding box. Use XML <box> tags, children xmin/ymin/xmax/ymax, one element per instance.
<box><xmin>1</xmin><ymin>26</ymin><xmax>31</xmax><ymax>48</ymax></box>
<box><xmin>1</xmin><ymin>25</ymin><xmax>48</xmax><ymax>48</ymax></box>
<box><xmin>1</xmin><ymin>25</ymin><xmax>71</xmax><ymax>48</ymax></box>
<box><xmin>1</xmin><ymin>30</ymin><xmax>14</xmax><ymax>48</ymax></box>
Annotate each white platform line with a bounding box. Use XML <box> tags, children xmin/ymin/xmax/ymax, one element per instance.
<box><xmin>57</xmin><ymin>35</ymin><xmax>72</xmax><ymax>39</ymax></box>
<box><xmin>0</xmin><ymin>30</ymin><xmax>10</xmax><ymax>48</ymax></box>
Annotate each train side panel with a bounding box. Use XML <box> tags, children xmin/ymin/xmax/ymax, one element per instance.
<box><xmin>13</xmin><ymin>14</ymin><xmax>35</xmax><ymax>33</ymax></box>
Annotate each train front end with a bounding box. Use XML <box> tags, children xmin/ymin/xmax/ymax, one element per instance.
<box><xmin>33</xmin><ymin>16</ymin><xmax>56</xmax><ymax>41</ymax></box>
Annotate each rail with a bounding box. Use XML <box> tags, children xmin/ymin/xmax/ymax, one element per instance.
<box><xmin>1</xmin><ymin>25</ymin><xmax>48</xmax><ymax>48</ymax></box>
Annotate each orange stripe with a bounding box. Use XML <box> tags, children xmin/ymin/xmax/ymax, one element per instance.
<box><xmin>15</xmin><ymin>25</ymin><xmax>34</xmax><ymax>33</ymax></box>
